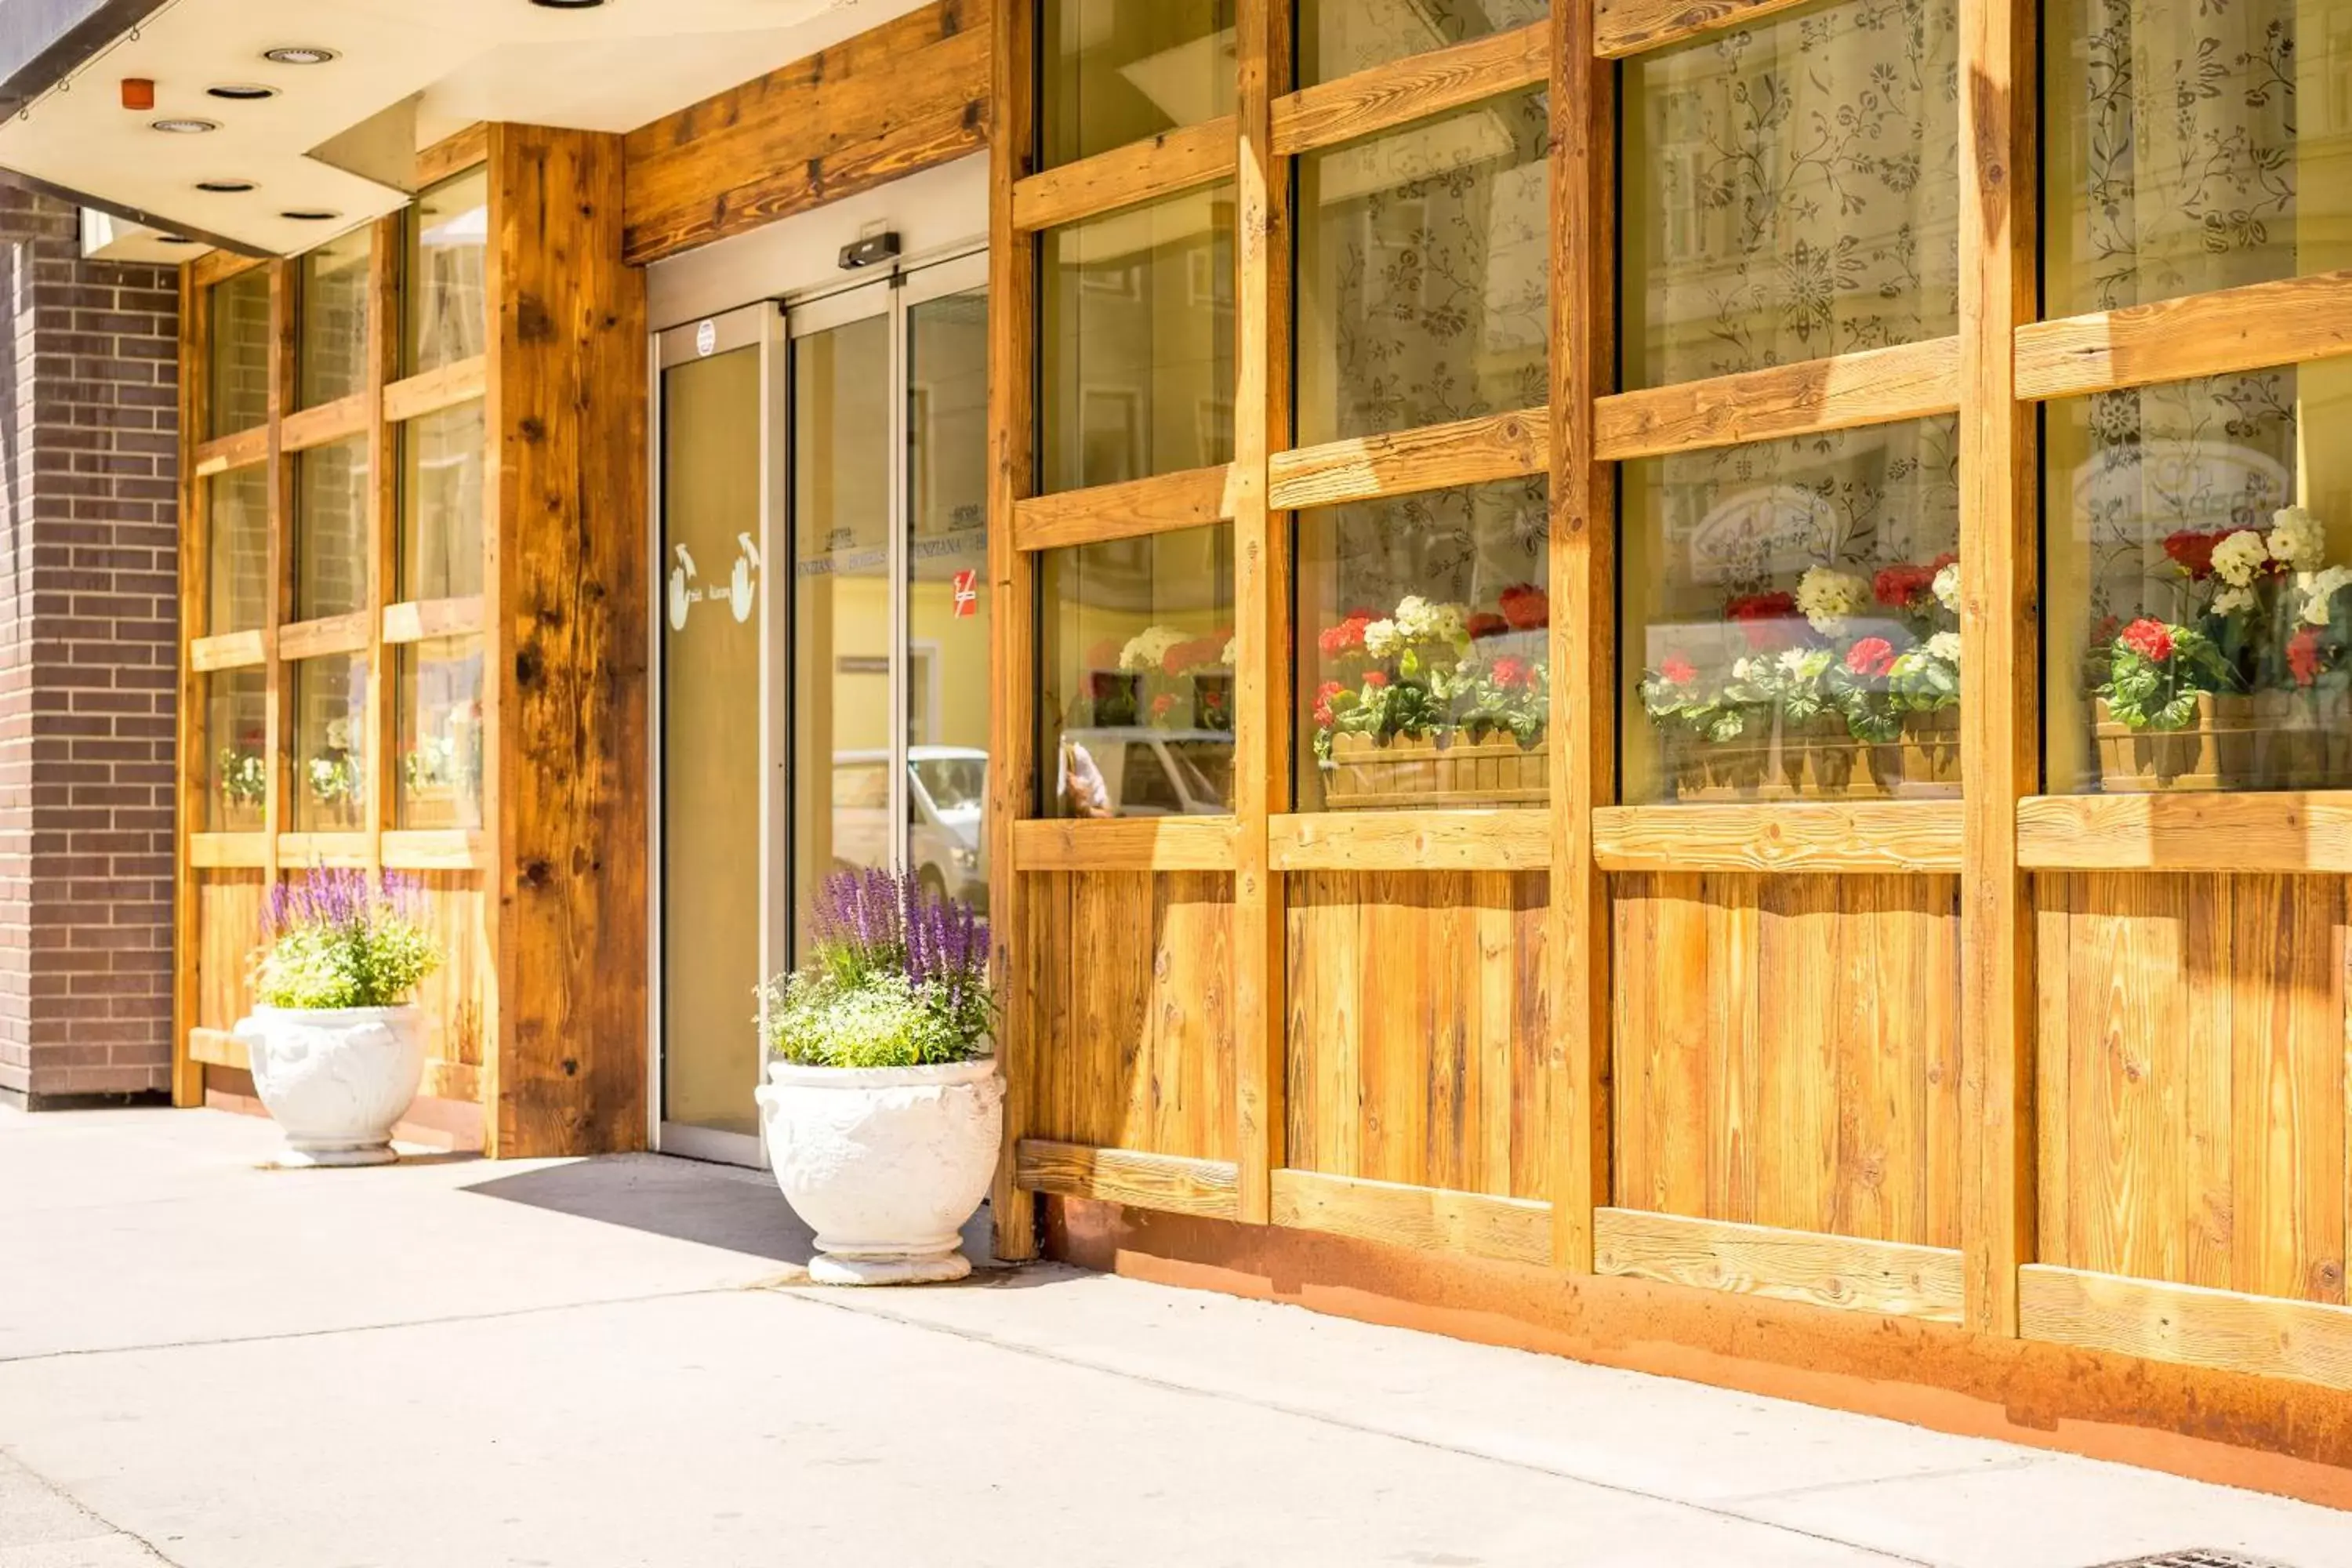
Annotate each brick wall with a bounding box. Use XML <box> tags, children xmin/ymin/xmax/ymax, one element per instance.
<box><xmin>0</xmin><ymin>183</ymin><xmax>180</xmax><ymax>1109</ymax></box>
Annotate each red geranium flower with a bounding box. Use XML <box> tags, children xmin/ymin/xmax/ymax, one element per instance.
<box><xmin>2163</xmin><ymin>530</ymin><xmax>2223</xmax><ymax>582</ymax></box>
<box><xmin>1149</xmin><ymin>693</ymin><xmax>1180</xmax><ymax>723</ymax></box>
<box><xmin>2118</xmin><ymin>618</ymin><xmax>2174</xmax><ymax>662</ymax></box>
<box><xmin>1499</xmin><ymin>583</ymin><xmax>1549</xmax><ymax>630</ymax></box>
<box><xmin>1467</xmin><ymin>612</ymin><xmax>1508</xmax><ymax>640</ymax></box>
<box><xmin>1316</xmin><ymin>614</ymin><xmax>1371</xmax><ymax>659</ymax></box>
<box><xmin>1312</xmin><ymin>677</ymin><xmax>1345</xmax><ymax>728</ymax></box>
<box><xmin>1872</xmin><ymin>563</ymin><xmax>1936</xmax><ymax>609</ymax></box>
<box><xmin>1491</xmin><ymin>655</ymin><xmax>1530</xmax><ymax>689</ymax></box>
<box><xmin>1659</xmin><ymin>655</ymin><xmax>1698</xmax><ymax>686</ymax></box>
<box><xmin>1361</xmin><ymin>670</ymin><xmax>1388</xmax><ymax>688</ymax></box>
<box><xmin>1726</xmin><ymin>590</ymin><xmax>1798</xmax><ymax>651</ymax></box>
<box><xmin>1844</xmin><ymin>637</ymin><xmax>1896</xmax><ymax>678</ymax></box>
<box><xmin>2290</xmin><ymin>627</ymin><xmax>2325</xmax><ymax>688</ymax></box>
<box><xmin>1929</xmin><ymin>551</ymin><xmax>1958</xmax><ymax>572</ymax></box>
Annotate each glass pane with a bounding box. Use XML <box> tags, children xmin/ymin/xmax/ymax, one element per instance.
<box><xmin>1620</xmin><ymin>0</ymin><xmax>1961</xmax><ymax>392</ymax></box>
<box><xmin>1041</xmin><ymin>0</ymin><xmax>1234</xmax><ymax>166</ymax></box>
<box><xmin>1300</xmin><ymin>0</ymin><xmax>1548</xmax><ymax>87</ymax></box>
<box><xmin>291</xmin><ymin>654</ymin><xmax>368</xmax><ymax>832</ymax></box>
<box><xmin>1297</xmin><ymin>87</ymin><xmax>1549</xmax><ymax>447</ymax></box>
<box><xmin>1042</xmin><ymin>184</ymin><xmax>1234</xmax><ymax>492</ymax></box>
<box><xmin>1039</xmin><ymin>524</ymin><xmax>1236</xmax><ymax>819</ymax></box>
<box><xmin>401</xmin><ymin>398</ymin><xmax>485</xmax><ymax>600</ymax></box>
<box><xmin>662</xmin><ymin>343</ymin><xmax>766</xmax><ymax>1136</ymax></box>
<box><xmin>1621</xmin><ymin>417</ymin><xmax>1962</xmax><ymax>804</ymax></box>
<box><xmin>2045</xmin><ymin>0</ymin><xmax>2352</xmax><ymax>318</ymax></box>
<box><xmin>293</xmin><ymin>434</ymin><xmax>370</xmax><ymax>621</ymax></box>
<box><xmin>208</xmin><ymin>269</ymin><xmax>270</xmax><ymax>437</ymax></box>
<box><xmin>1298</xmin><ymin>479</ymin><xmax>1549</xmax><ymax>811</ymax></box>
<box><xmin>298</xmin><ymin>227</ymin><xmax>371</xmax><ymax>409</ymax></box>
<box><xmin>205</xmin><ymin>465</ymin><xmax>270</xmax><ymax>635</ymax></box>
<box><xmin>2048</xmin><ymin>361</ymin><xmax>2352</xmax><ymax>793</ymax></box>
<box><xmin>204</xmin><ymin>669</ymin><xmax>267</xmax><ymax>833</ymax></box>
<box><xmin>409</xmin><ymin>167</ymin><xmax>488</xmax><ymax>375</ymax></box>
<box><xmin>794</xmin><ymin>310</ymin><xmax>892</xmax><ymax>953</ymax></box>
<box><xmin>908</xmin><ymin>284</ymin><xmax>993</xmax><ymax>913</ymax></box>
<box><xmin>396</xmin><ymin>636</ymin><xmax>485</xmax><ymax>829</ymax></box>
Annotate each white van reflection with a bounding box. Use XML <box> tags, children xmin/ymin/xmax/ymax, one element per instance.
<box><xmin>1054</xmin><ymin>727</ymin><xmax>1232</xmax><ymax>818</ymax></box>
<box><xmin>826</xmin><ymin>746</ymin><xmax>990</xmax><ymax>909</ymax></box>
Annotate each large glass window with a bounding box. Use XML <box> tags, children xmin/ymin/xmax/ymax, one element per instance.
<box><xmin>203</xmin><ymin>669</ymin><xmax>267</xmax><ymax>832</ymax></box>
<box><xmin>1620</xmin><ymin>0</ymin><xmax>1961</xmax><ymax>392</ymax></box>
<box><xmin>2048</xmin><ymin>361</ymin><xmax>2352</xmax><ymax>793</ymax></box>
<box><xmin>1300</xmin><ymin>0</ymin><xmax>1548</xmax><ymax>85</ymax></box>
<box><xmin>2045</xmin><ymin>0</ymin><xmax>2352</xmax><ymax>319</ymax></box>
<box><xmin>396</xmin><ymin>637</ymin><xmax>485</xmax><ymax>829</ymax></box>
<box><xmin>1041</xmin><ymin>0</ymin><xmax>1235</xmax><ymax>166</ymax></box>
<box><xmin>293</xmin><ymin>435</ymin><xmax>370</xmax><ymax>621</ymax></box>
<box><xmin>208</xmin><ymin>269</ymin><xmax>270</xmax><ymax>437</ymax></box>
<box><xmin>1298</xmin><ymin>480</ymin><xmax>1550</xmax><ymax>811</ymax></box>
<box><xmin>205</xmin><ymin>465</ymin><xmax>270</xmax><ymax>635</ymax></box>
<box><xmin>291</xmin><ymin>655</ymin><xmax>368</xmax><ymax>832</ymax></box>
<box><xmin>408</xmin><ymin>167</ymin><xmax>488</xmax><ymax>375</ymax></box>
<box><xmin>1041</xmin><ymin>185</ymin><xmax>1235</xmax><ymax>492</ymax></box>
<box><xmin>298</xmin><ymin>227</ymin><xmax>371</xmax><ymax>409</ymax></box>
<box><xmin>1040</xmin><ymin>525</ymin><xmax>1236</xmax><ymax>818</ymax></box>
<box><xmin>1623</xmin><ymin>419</ymin><xmax>1962</xmax><ymax>803</ymax></box>
<box><xmin>1297</xmin><ymin>87</ymin><xmax>1549</xmax><ymax>446</ymax></box>
<box><xmin>401</xmin><ymin>400</ymin><xmax>486</xmax><ymax>601</ymax></box>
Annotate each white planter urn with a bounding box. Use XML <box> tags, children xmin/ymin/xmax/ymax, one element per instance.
<box><xmin>754</xmin><ymin>1058</ymin><xmax>1005</xmax><ymax>1285</ymax></box>
<box><xmin>234</xmin><ymin>1004</ymin><xmax>426</xmax><ymax>1168</ymax></box>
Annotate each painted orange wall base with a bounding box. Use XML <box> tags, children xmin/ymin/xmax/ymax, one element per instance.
<box><xmin>1047</xmin><ymin>1196</ymin><xmax>2352</xmax><ymax>1513</ymax></box>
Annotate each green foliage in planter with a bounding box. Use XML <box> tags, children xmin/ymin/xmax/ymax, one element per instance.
<box><xmin>759</xmin><ymin>869</ymin><xmax>995</xmax><ymax>1069</ymax></box>
<box><xmin>2098</xmin><ymin>619</ymin><xmax>2238</xmax><ymax>731</ymax></box>
<box><xmin>253</xmin><ymin>867</ymin><xmax>439</xmax><ymax>1010</ymax></box>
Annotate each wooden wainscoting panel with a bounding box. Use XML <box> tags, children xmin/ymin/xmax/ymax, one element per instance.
<box><xmin>1595</xmin><ymin>1207</ymin><xmax>1966</xmax><ymax>1322</ymax></box>
<box><xmin>2020</xmin><ymin>1265</ymin><xmax>2352</xmax><ymax>1391</ymax></box>
<box><xmin>2034</xmin><ymin>873</ymin><xmax>2347</xmax><ymax>1305</ymax></box>
<box><xmin>1011</xmin><ymin>815</ymin><xmax>1238</xmax><ymax>871</ymax></box>
<box><xmin>1593</xmin><ymin>802</ymin><xmax>1963</xmax><ymax>874</ymax></box>
<box><xmin>1021</xmin><ymin>871</ymin><xmax>1237</xmax><ymax>1162</ymax></box>
<box><xmin>193</xmin><ymin>870</ymin><xmax>265</xmax><ymax>1033</ymax></box>
<box><xmin>1285</xmin><ymin>870</ymin><xmax>1550</xmax><ymax>1200</ymax></box>
<box><xmin>1272</xmin><ymin>1169</ymin><xmax>1552</xmax><ymax>1266</ymax></box>
<box><xmin>1015</xmin><ymin>1140</ymin><xmax>1242</xmax><ymax>1218</ymax></box>
<box><xmin>411</xmin><ymin>872</ymin><xmax>492</xmax><ymax>1087</ymax></box>
<box><xmin>2019</xmin><ymin>792</ymin><xmax>2352</xmax><ymax>873</ymax></box>
<box><xmin>1611</xmin><ymin>873</ymin><xmax>1964</xmax><ymax>1249</ymax></box>
<box><xmin>1269</xmin><ymin>810</ymin><xmax>1550</xmax><ymax>872</ymax></box>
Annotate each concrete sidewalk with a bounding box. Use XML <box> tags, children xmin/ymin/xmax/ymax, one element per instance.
<box><xmin>0</xmin><ymin>1106</ymin><xmax>2343</xmax><ymax>1568</ymax></box>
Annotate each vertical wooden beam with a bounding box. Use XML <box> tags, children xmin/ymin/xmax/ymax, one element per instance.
<box><xmin>485</xmin><ymin>125</ymin><xmax>650</xmax><ymax>1157</ymax></box>
<box><xmin>987</xmin><ymin>0</ymin><xmax>1043</xmax><ymax>1261</ymax></box>
<box><xmin>365</xmin><ymin>218</ymin><xmax>399</xmax><ymax>871</ymax></box>
<box><xmin>1958</xmin><ymin>0</ymin><xmax>2039</xmax><ymax>1333</ymax></box>
<box><xmin>171</xmin><ymin>264</ymin><xmax>207</xmax><ymax>1108</ymax></box>
<box><xmin>1232</xmin><ymin>0</ymin><xmax>1294</xmax><ymax>1225</ymax></box>
<box><xmin>265</xmin><ymin>263</ymin><xmax>294</xmax><ymax>895</ymax></box>
<box><xmin>1552</xmin><ymin>0</ymin><xmax>1617</xmax><ymax>1269</ymax></box>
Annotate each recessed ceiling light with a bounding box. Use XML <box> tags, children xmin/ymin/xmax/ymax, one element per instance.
<box><xmin>150</xmin><ymin>118</ymin><xmax>219</xmax><ymax>134</ymax></box>
<box><xmin>157</xmin><ymin>235</ymin><xmax>198</xmax><ymax>246</ymax></box>
<box><xmin>529</xmin><ymin>0</ymin><xmax>608</xmax><ymax>8</ymax></box>
<box><xmin>206</xmin><ymin>83</ymin><xmax>278</xmax><ymax>101</ymax></box>
<box><xmin>280</xmin><ymin>209</ymin><xmax>339</xmax><ymax>222</ymax></box>
<box><xmin>196</xmin><ymin>179</ymin><xmax>256</xmax><ymax>194</ymax></box>
<box><xmin>262</xmin><ymin>45</ymin><xmax>337</xmax><ymax>65</ymax></box>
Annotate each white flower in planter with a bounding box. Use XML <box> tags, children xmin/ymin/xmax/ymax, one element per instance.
<box><xmin>1932</xmin><ymin>562</ymin><xmax>1961</xmax><ymax>614</ymax></box>
<box><xmin>1362</xmin><ymin>619</ymin><xmax>1400</xmax><ymax>659</ymax></box>
<box><xmin>2212</xmin><ymin>586</ymin><xmax>2257</xmax><ymax>617</ymax></box>
<box><xmin>1795</xmin><ymin>567</ymin><xmax>1868</xmax><ymax>635</ymax></box>
<box><xmin>2268</xmin><ymin>506</ymin><xmax>2326</xmax><ymax>571</ymax></box>
<box><xmin>2299</xmin><ymin>564</ymin><xmax>2352</xmax><ymax>626</ymax></box>
<box><xmin>1926</xmin><ymin>630</ymin><xmax>1962</xmax><ymax>663</ymax></box>
<box><xmin>2212</xmin><ymin>530</ymin><xmax>2270</xmax><ymax>589</ymax></box>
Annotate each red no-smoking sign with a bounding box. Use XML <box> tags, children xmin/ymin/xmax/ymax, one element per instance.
<box><xmin>952</xmin><ymin>568</ymin><xmax>979</xmax><ymax>618</ymax></box>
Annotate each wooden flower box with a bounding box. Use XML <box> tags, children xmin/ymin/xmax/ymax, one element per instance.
<box><xmin>1667</xmin><ymin>711</ymin><xmax>1955</xmax><ymax>802</ymax></box>
<box><xmin>2092</xmin><ymin>692</ymin><xmax>2259</xmax><ymax>793</ymax></box>
<box><xmin>402</xmin><ymin>785</ymin><xmax>468</xmax><ymax>831</ymax></box>
<box><xmin>1324</xmin><ymin>730</ymin><xmax>1547</xmax><ymax>808</ymax></box>
<box><xmin>213</xmin><ymin>797</ymin><xmax>263</xmax><ymax>833</ymax></box>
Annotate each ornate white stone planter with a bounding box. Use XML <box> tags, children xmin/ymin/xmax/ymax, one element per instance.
<box><xmin>234</xmin><ymin>1004</ymin><xmax>425</xmax><ymax>1168</ymax></box>
<box><xmin>754</xmin><ymin>1058</ymin><xmax>1004</xmax><ymax>1285</ymax></box>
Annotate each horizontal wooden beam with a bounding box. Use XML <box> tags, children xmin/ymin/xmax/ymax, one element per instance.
<box><xmin>382</xmin><ymin>829</ymin><xmax>488</xmax><ymax>871</ymax></box>
<box><xmin>187</xmin><ymin>1025</ymin><xmax>247</xmax><ymax>1069</ymax></box>
<box><xmin>2016</xmin><ymin>791</ymin><xmax>2352</xmax><ymax>873</ymax></box>
<box><xmin>1011</xmin><ymin>815</ymin><xmax>1238</xmax><ymax>871</ymax></box>
<box><xmin>189</xmin><ymin>630</ymin><xmax>268</xmax><ymax>673</ymax></box>
<box><xmin>280</xmin><ymin>390</ymin><xmax>369</xmax><ymax>455</ymax></box>
<box><xmin>188</xmin><ymin>833</ymin><xmax>267</xmax><ymax>869</ymax></box>
<box><xmin>191</xmin><ymin>426</ymin><xmax>267</xmax><ymax>478</ymax></box>
<box><xmin>1595</xmin><ymin>337</ymin><xmax>1958</xmax><ymax>463</ymax></box>
<box><xmin>1595</xmin><ymin>0</ymin><xmax>1814</xmax><ymax>58</ymax></box>
<box><xmin>2020</xmin><ymin>1265</ymin><xmax>2352</xmax><ymax>1392</ymax></box>
<box><xmin>1594</xmin><ymin>1208</ymin><xmax>1965</xmax><ymax>1323</ymax></box>
<box><xmin>416</xmin><ymin>122</ymin><xmax>488</xmax><ymax>189</ymax></box>
<box><xmin>1271</xmin><ymin>22</ymin><xmax>1548</xmax><ymax>158</ymax></box>
<box><xmin>276</xmin><ymin>833</ymin><xmax>369</xmax><ymax>868</ymax></box>
<box><xmin>1269</xmin><ymin>808</ymin><xmax>1550</xmax><ymax>871</ymax></box>
<box><xmin>276</xmin><ymin>612</ymin><xmax>371</xmax><ymax>662</ymax></box>
<box><xmin>1271</xmin><ymin>1169</ymin><xmax>1552</xmax><ymax>1266</ymax></box>
<box><xmin>1014</xmin><ymin>1139</ymin><xmax>1242</xmax><ymax>1218</ymax></box>
<box><xmin>190</xmin><ymin>250</ymin><xmax>266</xmax><ymax>291</ymax></box>
<box><xmin>1592</xmin><ymin>801</ymin><xmax>1965</xmax><ymax>874</ymax></box>
<box><xmin>1269</xmin><ymin>407</ymin><xmax>1548</xmax><ymax>512</ymax></box>
<box><xmin>1011</xmin><ymin>465</ymin><xmax>1235</xmax><ymax>553</ymax></box>
<box><xmin>383</xmin><ymin>596</ymin><xmax>487</xmax><ymax>646</ymax></box>
<box><xmin>383</xmin><ymin>356</ymin><xmax>487</xmax><ymax>425</ymax></box>
<box><xmin>2017</xmin><ymin>270</ymin><xmax>2352</xmax><ymax>403</ymax></box>
<box><xmin>1012</xmin><ymin>118</ymin><xmax>1235</xmax><ymax>232</ymax></box>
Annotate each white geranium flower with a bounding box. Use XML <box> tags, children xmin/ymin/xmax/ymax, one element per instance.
<box><xmin>324</xmin><ymin>719</ymin><xmax>350</xmax><ymax>752</ymax></box>
<box><xmin>1119</xmin><ymin>625</ymin><xmax>1186</xmax><ymax>673</ymax></box>
<box><xmin>2267</xmin><ymin>506</ymin><xmax>2326</xmax><ymax>571</ymax></box>
<box><xmin>2211</xmin><ymin>529</ymin><xmax>2270</xmax><ymax>589</ymax></box>
<box><xmin>1731</xmin><ymin>655</ymin><xmax>1765</xmax><ymax>684</ymax></box>
<box><xmin>1392</xmin><ymin>595</ymin><xmax>1469</xmax><ymax>648</ymax></box>
<box><xmin>1776</xmin><ymin>647</ymin><xmax>1831</xmax><ymax>681</ymax></box>
<box><xmin>1362</xmin><ymin>619</ymin><xmax>1400</xmax><ymax>659</ymax></box>
<box><xmin>1932</xmin><ymin>561</ymin><xmax>1961</xmax><ymax>613</ymax></box>
<box><xmin>2211</xmin><ymin>586</ymin><xmax>2256</xmax><ymax>617</ymax></box>
<box><xmin>1795</xmin><ymin>566</ymin><xmax>1869</xmax><ymax>635</ymax></box>
<box><xmin>2300</xmin><ymin>564</ymin><xmax>2352</xmax><ymax>627</ymax></box>
<box><xmin>1220</xmin><ymin>637</ymin><xmax>1236</xmax><ymax>667</ymax></box>
<box><xmin>1926</xmin><ymin>630</ymin><xmax>1962</xmax><ymax>662</ymax></box>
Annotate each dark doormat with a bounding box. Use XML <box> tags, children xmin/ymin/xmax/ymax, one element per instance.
<box><xmin>2095</xmin><ymin>1553</ymin><xmax>2303</xmax><ymax>1568</ymax></box>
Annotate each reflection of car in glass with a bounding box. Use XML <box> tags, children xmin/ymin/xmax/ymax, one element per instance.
<box><xmin>827</xmin><ymin>746</ymin><xmax>990</xmax><ymax>909</ymax></box>
<box><xmin>1053</xmin><ymin>728</ymin><xmax>1233</xmax><ymax>818</ymax></box>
